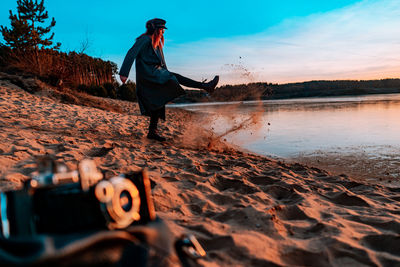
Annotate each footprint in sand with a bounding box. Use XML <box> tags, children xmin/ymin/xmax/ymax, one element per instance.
<box><xmin>362</xmin><ymin>234</ymin><xmax>400</xmax><ymax>256</ymax></box>
<box><xmin>87</xmin><ymin>146</ymin><xmax>114</xmax><ymax>157</ymax></box>
<box><xmin>264</xmin><ymin>185</ymin><xmax>303</xmax><ymax>204</ymax></box>
<box><xmin>208</xmin><ymin>193</ymin><xmax>238</xmax><ymax>206</ymax></box>
<box><xmin>281</xmin><ymin>247</ymin><xmax>330</xmax><ymax>266</ymax></box>
<box><xmin>319</xmin><ymin>191</ymin><xmax>370</xmax><ymax>207</ymax></box>
<box><xmin>247</xmin><ymin>175</ymin><xmax>279</xmax><ymax>186</ymax></box>
<box><xmin>346</xmin><ymin>215</ymin><xmax>400</xmax><ymax>233</ymax></box>
<box><xmin>198</xmin><ymin>235</ymin><xmax>235</xmax><ymax>251</ymax></box>
<box><xmin>274</xmin><ymin>205</ymin><xmax>314</xmax><ymax>221</ymax></box>
<box><xmin>203</xmin><ymin>164</ymin><xmax>223</xmax><ymax>172</ymax></box>
<box><xmin>208</xmin><ymin>175</ymin><xmax>259</xmax><ymax>194</ymax></box>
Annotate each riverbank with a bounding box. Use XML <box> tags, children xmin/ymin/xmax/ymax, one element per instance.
<box><xmin>1</xmin><ymin>81</ymin><xmax>400</xmax><ymax>266</ymax></box>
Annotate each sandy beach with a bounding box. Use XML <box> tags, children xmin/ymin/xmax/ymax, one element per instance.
<box><xmin>1</xmin><ymin>78</ymin><xmax>400</xmax><ymax>266</ymax></box>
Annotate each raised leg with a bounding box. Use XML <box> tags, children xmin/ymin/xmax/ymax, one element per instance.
<box><xmin>171</xmin><ymin>72</ymin><xmax>203</xmax><ymax>89</ymax></box>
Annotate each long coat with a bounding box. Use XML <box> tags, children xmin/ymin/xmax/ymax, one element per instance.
<box><xmin>119</xmin><ymin>35</ymin><xmax>185</xmax><ymax>120</ymax></box>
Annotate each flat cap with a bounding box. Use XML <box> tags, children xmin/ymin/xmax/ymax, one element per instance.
<box><xmin>146</xmin><ymin>18</ymin><xmax>167</xmax><ymax>30</ymax></box>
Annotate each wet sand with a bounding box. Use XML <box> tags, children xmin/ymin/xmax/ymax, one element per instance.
<box><xmin>289</xmin><ymin>145</ymin><xmax>400</xmax><ymax>188</ymax></box>
<box><xmin>1</xmin><ymin>80</ymin><xmax>400</xmax><ymax>266</ymax></box>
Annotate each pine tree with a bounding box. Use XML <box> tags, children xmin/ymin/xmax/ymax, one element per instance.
<box><xmin>1</xmin><ymin>0</ymin><xmax>61</xmax><ymax>75</ymax></box>
<box><xmin>1</xmin><ymin>0</ymin><xmax>61</xmax><ymax>51</ymax></box>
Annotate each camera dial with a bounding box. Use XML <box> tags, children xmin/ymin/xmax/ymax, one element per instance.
<box><xmin>95</xmin><ymin>180</ymin><xmax>114</xmax><ymax>203</ymax></box>
<box><xmin>97</xmin><ymin>176</ymin><xmax>141</xmax><ymax>229</ymax></box>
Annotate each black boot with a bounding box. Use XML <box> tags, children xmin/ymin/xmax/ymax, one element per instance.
<box><xmin>202</xmin><ymin>75</ymin><xmax>219</xmax><ymax>94</ymax></box>
<box><xmin>147</xmin><ymin>111</ymin><xmax>166</xmax><ymax>141</ymax></box>
<box><xmin>147</xmin><ymin>130</ymin><xmax>166</xmax><ymax>142</ymax></box>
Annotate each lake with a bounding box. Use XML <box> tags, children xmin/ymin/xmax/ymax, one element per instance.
<box><xmin>169</xmin><ymin>94</ymin><xmax>400</xmax><ymax>185</ymax></box>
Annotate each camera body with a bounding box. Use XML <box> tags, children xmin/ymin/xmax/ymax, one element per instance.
<box><xmin>0</xmin><ymin>157</ymin><xmax>156</xmax><ymax>238</ymax></box>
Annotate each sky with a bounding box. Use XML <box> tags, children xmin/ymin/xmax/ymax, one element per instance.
<box><xmin>1</xmin><ymin>0</ymin><xmax>400</xmax><ymax>85</ymax></box>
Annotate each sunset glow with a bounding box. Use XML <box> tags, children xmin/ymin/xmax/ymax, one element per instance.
<box><xmin>1</xmin><ymin>0</ymin><xmax>399</xmax><ymax>84</ymax></box>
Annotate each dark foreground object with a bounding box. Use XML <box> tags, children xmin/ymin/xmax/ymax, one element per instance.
<box><xmin>0</xmin><ymin>160</ymin><xmax>156</xmax><ymax>236</ymax></box>
<box><xmin>0</xmin><ymin>157</ymin><xmax>205</xmax><ymax>266</ymax></box>
<box><xmin>0</xmin><ymin>218</ymin><xmax>178</xmax><ymax>266</ymax></box>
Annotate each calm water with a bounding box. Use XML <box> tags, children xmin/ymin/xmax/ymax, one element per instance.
<box><xmin>170</xmin><ymin>94</ymin><xmax>400</xmax><ymax>158</ymax></box>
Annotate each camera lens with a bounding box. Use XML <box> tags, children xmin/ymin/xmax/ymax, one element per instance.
<box><xmin>119</xmin><ymin>190</ymin><xmax>133</xmax><ymax>212</ymax></box>
<box><xmin>103</xmin><ymin>176</ymin><xmax>141</xmax><ymax>229</ymax></box>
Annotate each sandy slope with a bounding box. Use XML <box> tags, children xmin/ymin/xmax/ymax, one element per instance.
<box><xmin>1</xmin><ymin>82</ymin><xmax>400</xmax><ymax>267</ymax></box>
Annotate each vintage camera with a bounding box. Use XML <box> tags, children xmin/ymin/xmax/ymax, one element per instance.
<box><xmin>0</xmin><ymin>157</ymin><xmax>156</xmax><ymax>238</ymax></box>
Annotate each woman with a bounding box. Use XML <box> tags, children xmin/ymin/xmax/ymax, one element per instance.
<box><xmin>119</xmin><ymin>18</ymin><xmax>219</xmax><ymax>142</ymax></box>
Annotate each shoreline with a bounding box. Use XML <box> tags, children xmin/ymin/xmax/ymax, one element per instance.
<box><xmin>1</xmin><ymin>81</ymin><xmax>400</xmax><ymax>266</ymax></box>
<box><xmin>169</xmin><ymin>92</ymin><xmax>400</xmax><ymax>108</ymax></box>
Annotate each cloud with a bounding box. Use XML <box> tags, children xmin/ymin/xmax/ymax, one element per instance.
<box><xmin>165</xmin><ymin>0</ymin><xmax>400</xmax><ymax>84</ymax></box>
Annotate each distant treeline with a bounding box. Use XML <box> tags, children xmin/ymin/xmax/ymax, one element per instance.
<box><xmin>269</xmin><ymin>79</ymin><xmax>400</xmax><ymax>99</ymax></box>
<box><xmin>0</xmin><ymin>45</ymin><xmax>138</xmax><ymax>102</ymax></box>
<box><xmin>173</xmin><ymin>79</ymin><xmax>400</xmax><ymax>103</ymax></box>
<box><xmin>0</xmin><ymin>0</ymin><xmax>138</xmax><ymax>103</ymax></box>
<box><xmin>0</xmin><ymin>45</ymin><xmax>116</xmax><ymax>87</ymax></box>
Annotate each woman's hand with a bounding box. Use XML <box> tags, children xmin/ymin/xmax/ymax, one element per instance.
<box><xmin>120</xmin><ymin>75</ymin><xmax>128</xmax><ymax>84</ymax></box>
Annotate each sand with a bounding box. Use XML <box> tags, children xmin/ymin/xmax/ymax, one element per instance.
<box><xmin>290</xmin><ymin>146</ymin><xmax>400</xmax><ymax>188</ymax></box>
<box><xmin>1</xmin><ymin>79</ymin><xmax>400</xmax><ymax>266</ymax></box>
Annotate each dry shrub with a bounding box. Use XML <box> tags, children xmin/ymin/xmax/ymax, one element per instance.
<box><xmin>0</xmin><ymin>72</ymin><xmax>41</xmax><ymax>93</ymax></box>
<box><xmin>0</xmin><ymin>48</ymin><xmax>116</xmax><ymax>88</ymax></box>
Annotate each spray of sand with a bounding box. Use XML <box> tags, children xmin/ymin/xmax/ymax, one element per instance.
<box><xmin>179</xmin><ymin>89</ymin><xmax>267</xmax><ymax>151</ymax></box>
<box><xmin>222</xmin><ymin>56</ymin><xmax>256</xmax><ymax>81</ymax></box>
<box><xmin>207</xmin><ymin>97</ymin><xmax>265</xmax><ymax>149</ymax></box>
<box><xmin>178</xmin><ymin>57</ymin><xmax>269</xmax><ymax>151</ymax></box>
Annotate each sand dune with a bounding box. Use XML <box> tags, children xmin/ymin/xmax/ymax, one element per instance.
<box><xmin>1</xmin><ymin>81</ymin><xmax>400</xmax><ymax>266</ymax></box>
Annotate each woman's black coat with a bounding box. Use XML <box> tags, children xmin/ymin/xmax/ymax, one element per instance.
<box><xmin>119</xmin><ymin>35</ymin><xmax>185</xmax><ymax>119</ymax></box>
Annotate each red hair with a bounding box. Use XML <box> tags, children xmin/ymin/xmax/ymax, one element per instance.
<box><xmin>137</xmin><ymin>28</ymin><xmax>164</xmax><ymax>49</ymax></box>
<box><xmin>151</xmin><ymin>29</ymin><xmax>164</xmax><ymax>49</ymax></box>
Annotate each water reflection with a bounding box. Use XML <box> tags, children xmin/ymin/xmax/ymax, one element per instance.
<box><xmin>172</xmin><ymin>94</ymin><xmax>400</xmax><ymax>157</ymax></box>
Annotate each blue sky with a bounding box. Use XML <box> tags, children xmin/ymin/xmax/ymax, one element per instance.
<box><xmin>1</xmin><ymin>0</ymin><xmax>399</xmax><ymax>84</ymax></box>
